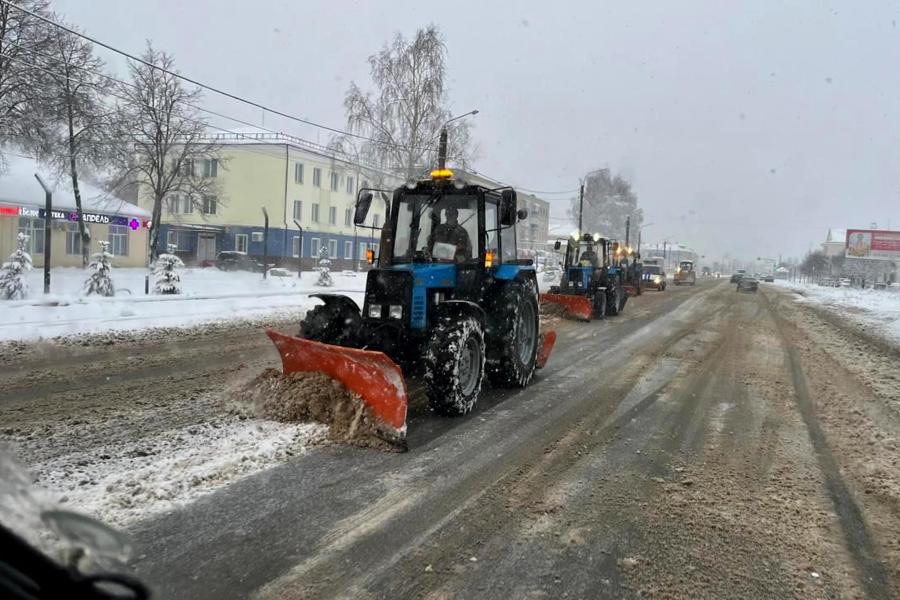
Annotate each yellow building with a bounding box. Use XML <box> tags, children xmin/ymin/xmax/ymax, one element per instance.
<box><xmin>141</xmin><ymin>131</ymin><xmax>399</xmax><ymax>269</ymax></box>
<box><xmin>0</xmin><ymin>154</ymin><xmax>150</xmax><ymax>268</ymax></box>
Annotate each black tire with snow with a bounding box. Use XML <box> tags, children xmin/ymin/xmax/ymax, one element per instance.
<box><xmin>425</xmin><ymin>316</ymin><xmax>486</xmax><ymax>415</ymax></box>
<box><xmin>592</xmin><ymin>290</ymin><xmax>607</xmax><ymax>319</ymax></box>
<box><xmin>299</xmin><ymin>302</ymin><xmax>361</xmax><ymax>346</ymax></box>
<box><xmin>606</xmin><ymin>278</ymin><xmax>624</xmax><ymax>316</ymax></box>
<box><xmin>487</xmin><ymin>280</ymin><xmax>540</xmax><ymax>387</ymax></box>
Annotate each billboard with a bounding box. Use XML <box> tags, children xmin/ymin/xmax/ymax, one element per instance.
<box><xmin>845</xmin><ymin>229</ymin><xmax>900</xmax><ymax>259</ymax></box>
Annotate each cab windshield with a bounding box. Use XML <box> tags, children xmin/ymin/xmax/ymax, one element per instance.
<box><xmin>644</xmin><ymin>265</ymin><xmax>661</xmax><ymax>275</ymax></box>
<box><xmin>392</xmin><ymin>194</ymin><xmax>478</xmax><ymax>264</ymax></box>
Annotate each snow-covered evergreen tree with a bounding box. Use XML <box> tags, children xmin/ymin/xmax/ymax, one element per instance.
<box><xmin>0</xmin><ymin>233</ymin><xmax>33</xmax><ymax>300</ymax></box>
<box><xmin>84</xmin><ymin>241</ymin><xmax>115</xmax><ymax>297</ymax></box>
<box><xmin>153</xmin><ymin>243</ymin><xmax>185</xmax><ymax>294</ymax></box>
<box><xmin>315</xmin><ymin>245</ymin><xmax>333</xmax><ymax>287</ymax></box>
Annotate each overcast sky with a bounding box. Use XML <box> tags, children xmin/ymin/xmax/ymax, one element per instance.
<box><xmin>52</xmin><ymin>0</ymin><xmax>900</xmax><ymax>261</ymax></box>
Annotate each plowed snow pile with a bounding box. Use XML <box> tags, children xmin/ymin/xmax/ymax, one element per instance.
<box><xmin>229</xmin><ymin>369</ymin><xmax>402</xmax><ymax>451</ymax></box>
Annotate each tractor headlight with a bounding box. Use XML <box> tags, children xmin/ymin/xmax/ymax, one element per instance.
<box><xmin>368</xmin><ymin>304</ymin><xmax>382</xmax><ymax>318</ymax></box>
<box><xmin>389</xmin><ymin>305</ymin><xmax>403</xmax><ymax>319</ymax></box>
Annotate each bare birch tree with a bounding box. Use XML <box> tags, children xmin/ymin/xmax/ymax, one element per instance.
<box><xmin>30</xmin><ymin>26</ymin><xmax>111</xmax><ymax>266</ymax></box>
<box><xmin>342</xmin><ymin>25</ymin><xmax>474</xmax><ymax>180</ymax></box>
<box><xmin>108</xmin><ymin>43</ymin><xmax>221</xmax><ymax>260</ymax></box>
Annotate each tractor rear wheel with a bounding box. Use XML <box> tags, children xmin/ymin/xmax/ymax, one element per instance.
<box><xmin>425</xmin><ymin>316</ymin><xmax>486</xmax><ymax>415</ymax></box>
<box><xmin>299</xmin><ymin>302</ymin><xmax>361</xmax><ymax>347</ymax></box>
<box><xmin>606</xmin><ymin>281</ymin><xmax>623</xmax><ymax>316</ymax></box>
<box><xmin>487</xmin><ymin>281</ymin><xmax>540</xmax><ymax>388</ymax></box>
<box><xmin>592</xmin><ymin>291</ymin><xmax>607</xmax><ymax>319</ymax></box>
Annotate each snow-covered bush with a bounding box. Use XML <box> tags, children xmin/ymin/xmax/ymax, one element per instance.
<box><xmin>0</xmin><ymin>232</ymin><xmax>33</xmax><ymax>300</ymax></box>
<box><xmin>84</xmin><ymin>241</ymin><xmax>115</xmax><ymax>297</ymax></box>
<box><xmin>315</xmin><ymin>245</ymin><xmax>333</xmax><ymax>287</ymax></box>
<box><xmin>153</xmin><ymin>244</ymin><xmax>185</xmax><ymax>294</ymax></box>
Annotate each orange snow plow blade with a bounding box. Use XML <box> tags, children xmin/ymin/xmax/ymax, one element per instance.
<box><xmin>265</xmin><ymin>329</ymin><xmax>408</xmax><ymax>445</ymax></box>
<box><xmin>536</xmin><ymin>330</ymin><xmax>556</xmax><ymax>369</ymax></box>
<box><xmin>540</xmin><ymin>293</ymin><xmax>592</xmax><ymax>321</ymax></box>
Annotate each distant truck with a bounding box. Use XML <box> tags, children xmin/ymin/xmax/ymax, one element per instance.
<box><xmin>673</xmin><ymin>260</ymin><xmax>697</xmax><ymax>286</ymax></box>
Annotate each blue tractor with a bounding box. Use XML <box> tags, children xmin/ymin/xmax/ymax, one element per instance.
<box><xmin>269</xmin><ymin>166</ymin><xmax>556</xmax><ymax>445</ymax></box>
<box><xmin>541</xmin><ymin>233</ymin><xmax>628</xmax><ymax>321</ymax></box>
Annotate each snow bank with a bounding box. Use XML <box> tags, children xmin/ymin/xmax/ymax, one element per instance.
<box><xmin>21</xmin><ymin>415</ymin><xmax>327</xmax><ymax>528</ymax></box>
<box><xmin>1</xmin><ymin>268</ymin><xmax>366</xmax><ymax>341</ymax></box>
<box><xmin>776</xmin><ymin>280</ymin><xmax>900</xmax><ymax>344</ymax></box>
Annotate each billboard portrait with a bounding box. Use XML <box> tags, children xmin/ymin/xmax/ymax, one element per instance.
<box><xmin>846</xmin><ymin>229</ymin><xmax>900</xmax><ymax>259</ymax></box>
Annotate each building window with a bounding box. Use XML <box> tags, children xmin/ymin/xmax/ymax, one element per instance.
<box><xmin>175</xmin><ymin>159</ymin><xmax>195</xmax><ymax>177</ymax></box>
<box><xmin>167</xmin><ymin>195</ymin><xmax>180</xmax><ymax>214</ymax></box>
<box><xmin>65</xmin><ymin>222</ymin><xmax>82</xmax><ymax>256</ymax></box>
<box><xmin>292</xmin><ymin>235</ymin><xmax>301</xmax><ymax>258</ymax></box>
<box><xmin>311</xmin><ymin>203</ymin><xmax>319</xmax><ymax>223</ymax></box>
<box><xmin>167</xmin><ymin>230</ymin><xmax>178</xmax><ymax>250</ymax></box>
<box><xmin>203</xmin><ymin>158</ymin><xmax>218</xmax><ymax>178</ymax></box>
<box><xmin>344</xmin><ymin>208</ymin><xmax>352</xmax><ymax>227</ymax></box>
<box><xmin>202</xmin><ymin>195</ymin><xmax>217</xmax><ymax>215</ymax></box>
<box><xmin>328</xmin><ymin>239</ymin><xmax>338</xmax><ymax>259</ymax></box>
<box><xmin>346</xmin><ymin>176</ymin><xmax>354</xmax><ymax>194</ymax></box>
<box><xmin>373</xmin><ymin>214</ymin><xmax>380</xmax><ymax>228</ymax></box>
<box><xmin>251</xmin><ymin>231</ymin><xmax>264</xmax><ymax>242</ymax></box>
<box><xmin>359</xmin><ymin>242</ymin><xmax>368</xmax><ymax>260</ymax></box>
<box><xmin>313</xmin><ymin>168</ymin><xmax>321</xmax><ymax>187</ymax></box>
<box><xmin>293</xmin><ymin>200</ymin><xmax>302</xmax><ymax>221</ymax></box>
<box><xmin>330</xmin><ymin>171</ymin><xmax>339</xmax><ymax>191</ymax></box>
<box><xmin>344</xmin><ymin>241</ymin><xmax>352</xmax><ymax>259</ymax></box>
<box><xmin>328</xmin><ymin>206</ymin><xmax>337</xmax><ymax>225</ymax></box>
<box><xmin>235</xmin><ymin>233</ymin><xmax>248</xmax><ymax>253</ymax></box>
<box><xmin>311</xmin><ymin>237</ymin><xmax>321</xmax><ymax>257</ymax></box>
<box><xmin>17</xmin><ymin>217</ymin><xmax>44</xmax><ymax>254</ymax></box>
<box><xmin>294</xmin><ymin>162</ymin><xmax>304</xmax><ymax>183</ymax></box>
<box><xmin>109</xmin><ymin>225</ymin><xmax>129</xmax><ymax>256</ymax></box>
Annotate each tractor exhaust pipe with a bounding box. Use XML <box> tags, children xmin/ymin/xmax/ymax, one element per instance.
<box><xmin>437</xmin><ymin>127</ymin><xmax>448</xmax><ymax>170</ymax></box>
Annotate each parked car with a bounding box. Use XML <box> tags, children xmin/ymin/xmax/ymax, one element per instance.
<box><xmin>215</xmin><ymin>251</ymin><xmax>264</xmax><ymax>272</ymax></box>
<box><xmin>730</xmin><ymin>270</ymin><xmax>747</xmax><ymax>283</ymax></box>
<box><xmin>737</xmin><ymin>276</ymin><xmax>759</xmax><ymax>293</ymax></box>
<box><xmin>762</xmin><ymin>274</ymin><xmax>774</xmax><ymax>283</ymax></box>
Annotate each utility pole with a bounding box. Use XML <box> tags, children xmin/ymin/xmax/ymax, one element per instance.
<box><xmin>262</xmin><ymin>207</ymin><xmax>269</xmax><ymax>280</ymax></box>
<box><xmin>34</xmin><ymin>174</ymin><xmax>52</xmax><ymax>294</ymax></box>
<box><xmin>625</xmin><ymin>215</ymin><xmax>631</xmax><ymax>246</ymax></box>
<box><xmin>577</xmin><ymin>183</ymin><xmax>584</xmax><ymax>233</ymax></box>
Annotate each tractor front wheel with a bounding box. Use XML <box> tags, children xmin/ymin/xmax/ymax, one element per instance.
<box><xmin>425</xmin><ymin>316</ymin><xmax>486</xmax><ymax>415</ymax></box>
<box><xmin>299</xmin><ymin>302</ymin><xmax>361</xmax><ymax>347</ymax></box>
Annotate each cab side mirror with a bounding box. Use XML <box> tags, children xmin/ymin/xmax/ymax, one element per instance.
<box><xmin>354</xmin><ymin>192</ymin><xmax>373</xmax><ymax>225</ymax></box>
<box><xmin>554</xmin><ymin>240</ymin><xmax>561</xmax><ymax>251</ymax></box>
<box><xmin>499</xmin><ymin>189</ymin><xmax>517</xmax><ymax>226</ymax></box>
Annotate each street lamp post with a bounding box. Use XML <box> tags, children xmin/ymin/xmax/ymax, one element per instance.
<box><xmin>437</xmin><ymin>109</ymin><xmax>478</xmax><ymax>169</ymax></box>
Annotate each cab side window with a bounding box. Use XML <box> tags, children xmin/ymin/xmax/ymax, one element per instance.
<box><xmin>484</xmin><ymin>203</ymin><xmax>499</xmax><ymax>257</ymax></box>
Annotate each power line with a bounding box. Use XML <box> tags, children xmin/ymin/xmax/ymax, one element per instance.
<box><xmin>4</xmin><ymin>14</ymin><xmax>575</xmax><ymax>196</ymax></box>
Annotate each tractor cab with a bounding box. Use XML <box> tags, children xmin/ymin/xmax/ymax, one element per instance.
<box><xmin>558</xmin><ymin>232</ymin><xmax>609</xmax><ymax>291</ymax></box>
<box><xmin>351</xmin><ymin>171</ymin><xmax>527</xmax><ymax>341</ymax></box>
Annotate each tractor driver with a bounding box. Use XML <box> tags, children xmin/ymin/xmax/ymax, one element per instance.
<box><xmin>579</xmin><ymin>242</ymin><xmax>599</xmax><ymax>267</ymax></box>
<box><xmin>429</xmin><ymin>206</ymin><xmax>472</xmax><ymax>262</ymax></box>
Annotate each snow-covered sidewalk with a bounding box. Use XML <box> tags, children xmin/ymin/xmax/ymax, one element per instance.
<box><xmin>2</xmin><ymin>267</ymin><xmax>367</xmax><ymax>341</ymax></box>
<box><xmin>775</xmin><ymin>279</ymin><xmax>900</xmax><ymax>345</ymax></box>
